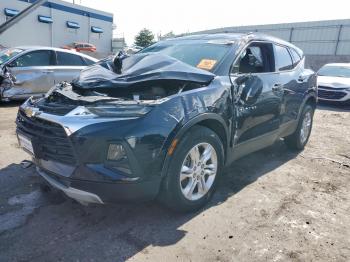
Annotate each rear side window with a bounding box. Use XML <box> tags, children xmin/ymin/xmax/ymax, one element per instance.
<box><xmin>274</xmin><ymin>45</ymin><xmax>293</xmax><ymax>71</ymax></box>
<box><xmin>289</xmin><ymin>48</ymin><xmax>301</xmax><ymax>66</ymax></box>
<box><xmin>12</xmin><ymin>50</ymin><xmax>54</xmax><ymax>67</ymax></box>
<box><xmin>56</xmin><ymin>52</ymin><xmax>85</xmax><ymax>66</ymax></box>
<box><xmin>83</xmin><ymin>57</ymin><xmax>95</xmax><ymax>66</ymax></box>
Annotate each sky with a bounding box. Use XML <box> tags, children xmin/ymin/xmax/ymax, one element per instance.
<box><xmin>63</xmin><ymin>0</ymin><xmax>349</xmax><ymax>46</ymax></box>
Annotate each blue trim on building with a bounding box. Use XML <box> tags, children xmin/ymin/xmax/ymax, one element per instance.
<box><xmin>18</xmin><ymin>0</ymin><xmax>113</xmax><ymax>22</ymax></box>
<box><xmin>91</xmin><ymin>26</ymin><xmax>103</xmax><ymax>33</ymax></box>
<box><xmin>4</xmin><ymin>8</ymin><xmax>19</xmax><ymax>17</ymax></box>
<box><xmin>38</xmin><ymin>15</ymin><xmax>53</xmax><ymax>23</ymax></box>
<box><xmin>66</xmin><ymin>21</ymin><xmax>80</xmax><ymax>29</ymax></box>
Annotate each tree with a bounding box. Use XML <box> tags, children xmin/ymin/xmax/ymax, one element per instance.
<box><xmin>134</xmin><ymin>28</ymin><xmax>155</xmax><ymax>48</ymax></box>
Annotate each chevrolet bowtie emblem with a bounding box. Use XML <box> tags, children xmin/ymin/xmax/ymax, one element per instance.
<box><xmin>24</xmin><ymin>107</ymin><xmax>41</xmax><ymax>118</ymax></box>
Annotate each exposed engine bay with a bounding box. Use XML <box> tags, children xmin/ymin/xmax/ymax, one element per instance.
<box><xmin>28</xmin><ymin>53</ymin><xmax>216</xmax><ymax>115</ymax></box>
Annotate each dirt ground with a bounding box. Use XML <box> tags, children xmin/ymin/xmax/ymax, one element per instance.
<box><xmin>0</xmin><ymin>102</ymin><xmax>349</xmax><ymax>262</ymax></box>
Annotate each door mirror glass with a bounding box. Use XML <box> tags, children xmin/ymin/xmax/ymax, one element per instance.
<box><xmin>234</xmin><ymin>75</ymin><xmax>263</xmax><ymax>105</ymax></box>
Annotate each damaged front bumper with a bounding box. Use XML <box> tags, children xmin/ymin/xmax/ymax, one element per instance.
<box><xmin>16</xmin><ymin>99</ymin><xmax>172</xmax><ymax>204</ymax></box>
<box><xmin>36</xmin><ymin>167</ymin><xmax>104</xmax><ymax>205</ymax></box>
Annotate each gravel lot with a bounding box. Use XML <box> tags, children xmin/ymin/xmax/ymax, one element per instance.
<box><xmin>0</xmin><ymin>102</ymin><xmax>349</xmax><ymax>262</ymax></box>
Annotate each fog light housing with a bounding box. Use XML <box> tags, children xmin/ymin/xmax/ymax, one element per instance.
<box><xmin>107</xmin><ymin>144</ymin><xmax>126</xmax><ymax>161</ymax></box>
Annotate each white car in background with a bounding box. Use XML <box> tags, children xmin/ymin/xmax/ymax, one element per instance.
<box><xmin>317</xmin><ymin>63</ymin><xmax>350</xmax><ymax>104</ymax></box>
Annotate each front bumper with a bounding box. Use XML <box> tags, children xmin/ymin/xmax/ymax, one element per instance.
<box><xmin>37</xmin><ymin>167</ymin><xmax>104</xmax><ymax>205</ymax></box>
<box><xmin>35</xmin><ymin>161</ymin><xmax>162</xmax><ymax>204</ymax></box>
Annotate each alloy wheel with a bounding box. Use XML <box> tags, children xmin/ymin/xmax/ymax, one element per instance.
<box><xmin>179</xmin><ymin>143</ymin><xmax>218</xmax><ymax>201</ymax></box>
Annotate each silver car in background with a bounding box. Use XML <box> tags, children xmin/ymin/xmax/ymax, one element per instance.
<box><xmin>317</xmin><ymin>63</ymin><xmax>350</xmax><ymax>105</ymax></box>
<box><xmin>0</xmin><ymin>46</ymin><xmax>98</xmax><ymax>101</ymax></box>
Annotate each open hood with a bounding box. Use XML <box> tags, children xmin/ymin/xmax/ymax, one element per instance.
<box><xmin>72</xmin><ymin>53</ymin><xmax>215</xmax><ymax>90</ymax></box>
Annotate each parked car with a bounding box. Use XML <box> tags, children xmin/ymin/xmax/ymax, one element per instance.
<box><xmin>317</xmin><ymin>63</ymin><xmax>350</xmax><ymax>104</ymax></box>
<box><xmin>0</xmin><ymin>46</ymin><xmax>98</xmax><ymax>101</ymax></box>
<box><xmin>16</xmin><ymin>33</ymin><xmax>317</xmax><ymax>212</ymax></box>
<box><xmin>63</xmin><ymin>42</ymin><xmax>97</xmax><ymax>52</ymax></box>
<box><xmin>124</xmin><ymin>45</ymin><xmax>143</xmax><ymax>54</ymax></box>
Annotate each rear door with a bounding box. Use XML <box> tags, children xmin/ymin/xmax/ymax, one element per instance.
<box><xmin>53</xmin><ymin>51</ymin><xmax>87</xmax><ymax>84</ymax></box>
<box><xmin>8</xmin><ymin>50</ymin><xmax>55</xmax><ymax>96</ymax></box>
<box><xmin>273</xmin><ymin>44</ymin><xmax>304</xmax><ymax>132</ymax></box>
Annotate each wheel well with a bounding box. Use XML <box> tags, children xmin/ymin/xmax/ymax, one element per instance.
<box><xmin>306</xmin><ymin>96</ymin><xmax>317</xmax><ymax>109</ymax></box>
<box><xmin>196</xmin><ymin>119</ymin><xmax>227</xmax><ymax>158</ymax></box>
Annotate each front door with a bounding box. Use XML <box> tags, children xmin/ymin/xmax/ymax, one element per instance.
<box><xmin>230</xmin><ymin>42</ymin><xmax>284</xmax><ymax>159</ymax></box>
<box><xmin>7</xmin><ymin>50</ymin><xmax>55</xmax><ymax>98</ymax></box>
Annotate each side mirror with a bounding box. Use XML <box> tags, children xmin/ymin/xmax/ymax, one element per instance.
<box><xmin>234</xmin><ymin>75</ymin><xmax>263</xmax><ymax>105</ymax></box>
<box><xmin>6</xmin><ymin>61</ymin><xmax>17</xmax><ymax>68</ymax></box>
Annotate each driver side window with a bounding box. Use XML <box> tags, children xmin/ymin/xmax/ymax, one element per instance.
<box><xmin>232</xmin><ymin>42</ymin><xmax>275</xmax><ymax>74</ymax></box>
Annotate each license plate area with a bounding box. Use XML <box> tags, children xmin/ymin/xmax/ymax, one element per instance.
<box><xmin>18</xmin><ymin>133</ymin><xmax>34</xmax><ymax>155</ymax></box>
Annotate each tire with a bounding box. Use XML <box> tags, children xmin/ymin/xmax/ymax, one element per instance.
<box><xmin>159</xmin><ymin>126</ymin><xmax>224</xmax><ymax>212</ymax></box>
<box><xmin>284</xmin><ymin>104</ymin><xmax>314</xmax><ymax>150</ymax></box>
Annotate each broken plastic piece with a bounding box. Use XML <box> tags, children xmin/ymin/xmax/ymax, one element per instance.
<box><xmin>20</xmin><ymin>160</ymin><xmax>33</xmax><ymax>169</ymax></box>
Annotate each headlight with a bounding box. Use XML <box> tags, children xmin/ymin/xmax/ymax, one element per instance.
<box><xmin>107</xmin><ymin>144</ymin><xmax>127</xmax><ymax>161</ymax></box>
<box><xmin>87</xmin><ymin>104</ymin><xmax>152</xmax><ymax>117</ymax></box>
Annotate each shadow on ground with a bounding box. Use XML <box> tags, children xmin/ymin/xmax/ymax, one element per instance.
<box><xmin>0</xmin><ymin>139</ymin><xmax>300</xmax><ymax>261</ymax></box>
<box><xmin>317</xmin><ymin>102</ymin><xmax>350</xmax><ymax>112</ymax></box>
<box><xmin>0</xmin><ymin>100</ymin><xmax>22</xmax><ymax>108</ymax></box>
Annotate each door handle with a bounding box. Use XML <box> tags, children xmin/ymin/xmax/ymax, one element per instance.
<box><xmin>272</xmin><ymin>84</ymin><xmax>283</xmax><ymax>92</ymax></box>
<box><xmin>43</xmin><ymin>70</ymin><xmax>54</xmax><ymax>73</ymax></box>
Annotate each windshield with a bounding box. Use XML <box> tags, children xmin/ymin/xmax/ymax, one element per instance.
<box><xmin>318</xmin><ymin>65</ymin><xmax>350</xmax><ymax>78</ymax></box>
<box><xmin>140</xmin><ymin>42</ymin><xmax>232</xmax><ymax>72</ymax></box>
<box><xmin>0</xmin><ymin>48</ymin><xmax>24</xmax><ymax>65</ymax></box>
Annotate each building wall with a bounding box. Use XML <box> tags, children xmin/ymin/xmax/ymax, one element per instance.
<box><xmin>0</xmin><ymin>0</ymin><xmax>113</xmax><ymax>53</ymax></box>
<box><xmin>190</xmin><ymin>19</ymin><xmax>350</xmax><ymax>56</ymax></box>
<box><xmin>112</xmin><ymin>37</ymin><xmax>126</xmax><ymax>54</ymax></box>
<box><xmin>188</xmin><ymin>19</ymin><xmax>350</xmax><ymax>70</ymax></box>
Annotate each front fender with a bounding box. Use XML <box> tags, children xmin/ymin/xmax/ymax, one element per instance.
<box><xmin>160</xmin><ymin>112</ymin><xmax>230</xmax><ymax>178</ymax></box>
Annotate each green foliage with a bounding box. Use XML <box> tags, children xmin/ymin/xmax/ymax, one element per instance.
<box><xmin>134</xmin><ymin>28</ymin><xmax>155</xmax><ymax>48</ymax></box>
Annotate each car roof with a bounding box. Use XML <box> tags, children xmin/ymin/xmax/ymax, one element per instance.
<box><xmin>165</xmin><ymin>33</ymin><xmax>302</xmax><ymax>53</ymax></box>
<box><xmin>14</xmin><ymin>46</ymin><xmax>98</xmax><ymax>61</ymax></box>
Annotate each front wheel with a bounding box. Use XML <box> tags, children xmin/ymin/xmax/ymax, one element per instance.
<box><xmin>159</xmin><ymin>126</ymin><xmax>224</xmax><ymax>212</ymax></box>
<box><xmin>284</xmin><ymin>104</ymin><xmax>314</xmax><ymax>150</ymax></box>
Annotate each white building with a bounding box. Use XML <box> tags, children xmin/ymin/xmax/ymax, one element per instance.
<box><xmin>0</xmin><ymin>0</ymin><xmax>113</xmax><ymax>54</ymax></box>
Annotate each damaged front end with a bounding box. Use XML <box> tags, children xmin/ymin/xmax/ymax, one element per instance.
<box><xmin>0</xmin><ymin>66</ymin><xmax>15</xmax><ymax>101</ymax></box>
<box><xmin>16</xmin><ymin>53</ymin><xmax>229</xmax><ymax>204</ymax></box>
<box><xmin>31</xmin><ymin>53</ymin><xmax>215</xmax><ymax>115</ymax></box>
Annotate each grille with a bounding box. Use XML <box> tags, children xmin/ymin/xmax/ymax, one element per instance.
<box><xmin>318</xmin><ymin>89</ymin><xmax>347</xmax><ymax>100</ymax></box>
<box><xmin>16</xmin><ymin>110</ymin><xmax>76</xmax><ymax>165</ymax></box>
<box><xmin>318</xmin><ymin>85</ymin><xmax>348</xmax><ymax>91</ymax></box>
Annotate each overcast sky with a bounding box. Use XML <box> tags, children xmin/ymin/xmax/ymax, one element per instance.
<box><xmin>64</xmin><ymin>0</ymin><xmax>349</xmax><ymax>45</ymax></box>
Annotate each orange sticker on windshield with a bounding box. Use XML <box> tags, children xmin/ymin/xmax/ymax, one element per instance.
<box><xmin>197</xmin><ymin>59</ymin><xmax>217</xmax><ymax>70</ymax></box>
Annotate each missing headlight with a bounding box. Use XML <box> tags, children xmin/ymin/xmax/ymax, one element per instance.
<box><xmin>107</xmin><ymin>144</ymin><xmax>126</xmax><ymax>161</ymax></box>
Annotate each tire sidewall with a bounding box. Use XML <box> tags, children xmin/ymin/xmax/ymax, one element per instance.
<box><xmin>164</xmin><ymin>126</ymin><xmax>224</xmax><ymax>211</ymax></box>
<box><xmin>296</xmin><ymin>105</ymin><xmax>314</xmax><ymax>148</ymax></box>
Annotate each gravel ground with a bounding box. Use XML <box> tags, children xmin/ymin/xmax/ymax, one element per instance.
<box><xmin>0</xmin><ymin>102</ymin><xmax>349</xmax><ymax>262</ymax></box>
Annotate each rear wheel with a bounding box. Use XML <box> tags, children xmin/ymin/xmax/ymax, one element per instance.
<box><xmin>159</xmin><ymin>126</ymin><xmax>224</xmax><ymax>212</ymax></box>
<box><xmin>284</xmin><ymin>104</ymin><xmax>314</xmax><ymax>150</ymax></box>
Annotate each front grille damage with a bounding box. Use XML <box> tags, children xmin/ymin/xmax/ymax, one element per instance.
<box><xmin>16</xmin><ymin>110</ymin><xmax>76</xmax><ymax>165</ymax></box>
<box><xmin>318</xmin><ymin>89</ymin><xmax>347</xmax><ymax>100</ymax></box>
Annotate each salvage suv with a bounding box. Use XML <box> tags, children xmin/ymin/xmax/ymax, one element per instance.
<box><xmin>16</xmin><ymin>33</ymin><xmax>317</xmax><ymax>212</ymax></box>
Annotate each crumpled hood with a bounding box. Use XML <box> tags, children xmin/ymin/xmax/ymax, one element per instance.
<box><xmin>72</xmin><ymin>53</ymin><xmax>215</xmax><ymax>90</ymax></box>
<box><xmin>317</xmin><ymin>75</ymin><xmax>350</xmax><ymax>89</ymax></box>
